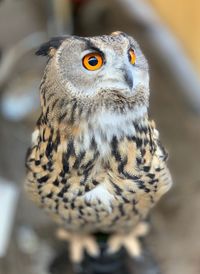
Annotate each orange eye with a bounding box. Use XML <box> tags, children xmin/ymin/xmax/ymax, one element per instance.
<box><xmin>128</xmin><ymin>49</ymin><xmax>136</xmax><ymax>65</ymax></box>
<box><xmin>82</xmin><ymin>52</ymin><xmax>103</xmax><ymax>71</ymax></box>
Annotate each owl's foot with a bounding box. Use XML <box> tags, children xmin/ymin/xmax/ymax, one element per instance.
<box><xmin>56</xmin><ymin>229</ymin><xmax>99</xmax><ymax>263</ymax></box>
<box><xmin>107</xmin><ymin>222</ymin><xmax>149</xmax><ymax>257</ymax></box>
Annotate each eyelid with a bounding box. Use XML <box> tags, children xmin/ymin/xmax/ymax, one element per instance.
<box><xmin>81</xmin><ymin>49</ymin><xmax>105</xmax><ymax>63</ymax></box>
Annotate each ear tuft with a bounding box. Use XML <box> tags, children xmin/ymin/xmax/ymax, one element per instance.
<box><xmin>111</xmin><ymin>31</ymin><xmax>124</xmax><ymax>36</ymax></box>
<box><xmin>35</xmin><ymin>36</ymin><xmax>68</xmax><ymax>57</ymax></box>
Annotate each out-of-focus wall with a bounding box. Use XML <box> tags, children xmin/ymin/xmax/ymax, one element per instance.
<box><xmin>148</xmin><ymin>0</ymin><xmax>200</xmax><ymax>73</ymax></box>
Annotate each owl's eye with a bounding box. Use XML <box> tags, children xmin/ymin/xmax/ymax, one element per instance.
<box><xmin>82</xmin><ymin>52</ymin><xmax>103</xmax><ymax>71</ymax></box>
<box><xmin>128</xmin><ymin>49</ymin><xmax>136</xmax><ymax>65</ymax></box>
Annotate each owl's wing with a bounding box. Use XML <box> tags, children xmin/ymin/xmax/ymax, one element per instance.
<box><xmin>25</xmin><ymin>125</ymin><xmax>42</xmax><ymax>206</ymax></box>
<box><xmin>148</xmin><ymin>120</ymin><xmax>173</xmax><ymax>199</ymax></box>
<box><xmin>149</xmin><ymin>120</ymin><xmax>168</xmax><ymax>161</ymax></box>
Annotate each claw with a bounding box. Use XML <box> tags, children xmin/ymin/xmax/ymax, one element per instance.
<box><xmin>56</xmin><ymin>229</ymin><xmax>100</xmax><ymax>263</ymax></box>
<box><xmin>107</xmin><ymin>222</ymin><xmax>149</xmax><ymax>258</ymax></box>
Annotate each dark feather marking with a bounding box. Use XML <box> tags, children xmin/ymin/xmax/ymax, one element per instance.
<box><xmin>46</xmin><ymin>192</ymin><xmax>53</xmax><ymax>199</ymax></box>
<box><xmin>155</xmin><ymin>167</ymin><xmax>164</xmax><ymax>172</ymax></box>
<box><xmin>144</xmin><ymin>139</ymin><xmax>148</xmax><ymax>146</ymax></box>
<box><xmin>143</xmin><ymin>166</ymin><xmax>150</xmax><ymax>172</ymax></box>
<box><xmin>59</xmin><ymin>98</ymin><xmax>65</xmax><ymax>108</ymax></box>
<box><xmin>53</xmin><ymin>179</ymin><xmax>59</xmax><ymax>186</ymax></box>
<box><xmin>78</xmin><ymin>106</ymin><xmax>83</xmax><ymax>117</ymax></box>
<box><xmin>135</xmin><ymin>137</ymin><xmax>143</xmax><ymax>148</ymax></box>
<box><xmin>136</xmin><ymin>157</ymin><xmax>142</xmax><ymax>165</ymax></box>
<box><xmin>54</xmin><ymin>132</ymin><xmax>60</xmax><ymax>151</ymax></box>
<box><xmin>73</xmin><ymin>151</ymin><xmax>86</xmax><ymax>169</ymax></box>
<box><xmin>148</xmin><ymin>178</ymin><xmax>158</xmax><ymax>185</ymax></box>
<box><xmin>35</xmin><ymin>160</ymin><xmax>41</xmax><ymax>166</ymax></box>
<box><xmin>111</xmin><ymin>136</ymin><xmax>121</xmax><ymax>161</ymax></box>
<box><xmin>63</xmin><ymin>197</ymin><xmax>69</xmax><ymax>203</ymax></box>
<box><xmin>121</xmin><ymin>171</ymin><xmax>140</xmax><ymax>181</ymax></box>
<box><xmin>58</xmin><ymin>111</ymin><xmax>68</xmax><ymax>123</ymax></box>
<box><xmin>147</xmin><ymin>173</ymin><xmax>155</xmax><ymax>179</ymax></box>
<box><xmin>118</xmin><ymin>156</ymin><xmax>128</xmax><ymax>174</ymax></box>
<box><xmin>69</xmin><ymin>101</ymin><xmax>77</xmax><ymax>123</ymax></box>
<box><xmin>90</xmin><ymin>137</ymin><xmax>97</xmax><ymax>150</ymax></box>
<box><xmin>46</xmin><ymin>92</ymin><xmax>55</xmax><ymax>101</ymax></box>
<box><xmin>51</xmin><ymin>98</ymin><xmax>59</xmax><ymax>110</ymax></box>
<box><xmin>59</xmin><ymin>170</ymin><xmax>65</xmax><ymax>178</ymax></box>
<box><xmin>36</xmin><ymin>114</ymin><xmax>43</xmax><ymax>126</ymax></box>
<box><xmin>42</xmin><ymin>92</ymin><xmax>46</xmax><ymax>106</ymax></box>
<box><xmin>42</xmin><ymin>128</ymin><xmax>46</xmax><ymax>141</ymax></box>
<box><xmin>81</xmin><ymin>159</ymin><xmax>94</xmax><ymax>174</ymax></box>
<box><xmin>150</xmin><ymin>195</ymin><xmax>154</xmax><ymax>203</ymax></box>
<box><xmin>118</xmin><ymin>204</ymin><xmax>125</xmax><ymax>216</ymax></box>
<box><xmin>110</xmin><ymin>180</ymin><xmax>122</xmax><ymax>195</ymax></box>
<box><xmin>37</xmin><ymin>175</ymin><xmax>49</xmax><ymax>184</ymax></box>
<box><xmin>85</xmin><ymin>184</ymin><xmax>91</xmax><ymax>192</ymax></box>
<box><xmin>62</xmin><ymin>139</ymin><xmax>75</xmax><ymax>173</ymax></box>
<box><xmin>92</xmin><ymin>180</ymin><xmax>99</xmax><ymax>186</ymax></box>
<box><xmin>46</xmin><ymin>161</ymin><xmax>54</xmax><ymax>172</ymax></box>
<box><xmin>133</xmin><ymin>122</ymin><xmax>148</xmax><ymax>135</ymax></box>
<box><xmin>141</xmin><ymin>148</ymin><xmax>146</xmax><ymax>157</ymax></box>
<box><xmin>40</xmin><ymin>73</ymin><xmax>47</xmax><ymax>88</ymax></box>
<box><xmin>80</xmin><ymin>150</ymin><xmax>99</xmax><ymax>173</ymax></box>
<box><xmin>42</xmin><ymin>164</ymin><xmax>47</xmax><ymax>171</ymax></box>
<box><xmin>157</xmin><ymin>140</ymin><xmax>168</xmax><ymax>161</ymax></box>
<box><xmin>57</xmin><ymin>185</ymin><xmax>70</xmax><ymax>198</ymax></box>
<box><xmin>71</xmin><ymin>200</ymin><xmax>75</xmax><ymax>209</ymax></box>
<box><xmin>133</xmin><ymin>206</ymin><xmax>139</xmax><ymax>215</ymax></box>
<box><xmin>144</xmin><ymin>188</ymin><xmax>150</xmax><ymax>193</ymax></box>
<box><xmin>148</xmin><ymin>126</ymin><xmax>156</xmax><ymax>154</ymax></box>
<box><xmin>45</xmin><ymin>135</ymin><xmax>53</xmax><ymax>158</ymax></box>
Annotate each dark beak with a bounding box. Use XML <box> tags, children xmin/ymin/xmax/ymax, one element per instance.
<box><xmin>124</xmin><ymin>69</ymin><xmax>133</xmax><ymax>90</ymax></box>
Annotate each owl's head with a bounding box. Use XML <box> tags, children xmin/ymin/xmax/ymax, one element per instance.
<box><xmin>37</xmin><ymin>32</ymin><xmax>149</xmax><ymax>126</ymax></box>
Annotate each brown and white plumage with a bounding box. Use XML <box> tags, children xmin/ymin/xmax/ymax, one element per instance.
<box><xmin>25</xmin><ymin>32</ymin><xmax>172</xmax><ymax>261</ymax></box>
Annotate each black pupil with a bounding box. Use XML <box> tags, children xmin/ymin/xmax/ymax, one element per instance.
<box><xmin>88</xmin><ymin>56</ymin><xmax>98</xmax><ymax>66</ymax></box>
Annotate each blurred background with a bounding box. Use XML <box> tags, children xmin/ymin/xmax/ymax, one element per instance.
<box><xmin>0</xmin><ymin>0</ymin><xmax>200</xmax><ymax>274</ymax></box>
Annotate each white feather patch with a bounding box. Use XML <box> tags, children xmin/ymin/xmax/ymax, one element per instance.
<box><xmin>90</xmin><ymin>105</ymin><xmax>147</xmax><ymax>140</ymax></box>
<box><xmin>78</xmin><ymin>105</ymin><xmax>147</xmax><ymax>156</ymax></box>
<box><xmin>83</xmin><ymin>184</ymin><xmax>114</xmax><ymax>212</ymax></box>
<box><xmin>31</xmin><ymin>129</ymin><xmax>39</xmax><ymax>144</ymax></box>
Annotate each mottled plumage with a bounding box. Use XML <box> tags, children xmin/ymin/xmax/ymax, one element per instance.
<box><xmin>25</xmin><ymin>31</ymin><xmax>172</xmax><ymax>261</ymax></box>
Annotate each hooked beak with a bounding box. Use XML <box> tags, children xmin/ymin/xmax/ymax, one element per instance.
<box><xmin>123</xmin><ymin>68</ymin><xmax>134</xmax><ymax>90</ymax></box>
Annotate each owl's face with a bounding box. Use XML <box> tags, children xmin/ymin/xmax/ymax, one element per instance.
<box><xmin>37</xmin><ymin>32</ymin><xmax>150</xmax><ymax>126</ymax></box>
<box><xmin>54</xmin><ymin>32</ymin><xmax>149</xmax><ymax>98</ymax></box>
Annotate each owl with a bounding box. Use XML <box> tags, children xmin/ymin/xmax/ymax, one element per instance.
<box><xmin>25</xmin><ymin>31</ymin><xmax>172</xmax><ymax>263</ymax></box>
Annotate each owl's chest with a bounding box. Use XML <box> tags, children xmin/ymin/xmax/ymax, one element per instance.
<box><xmin>52</xmin><ymin>133</ymin><xmax>156</xmax><ymax>206</ymax></box>
<box><xmin>26</xmin><ymin>127</ymin><xmax>162</xmax><ymax>232</ymax></box>
<box><xmin>48</xmin><ymin>151</ymin><xmax>156</xmax><ymax>232</ymax></box>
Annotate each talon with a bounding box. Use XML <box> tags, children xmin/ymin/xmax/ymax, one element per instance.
<box><xmin>107</xmin><ymin>222</ymin><xmax>149</xmax><ymax>258</ymax></box>
<box><xmin>84</xmin><ymin>236</ymin><xmax>99</xmax><ymax>257</ymax></box>
<box><xmin>56</xmin><ymin>228</ymin><xmax>70</xmax><ymax>241</ymax></box>
<box><xmin>56</xmin><ymin>230</ymin><xmax>100</xmax><ymax>263</ymax></box>
<box><xmin>123</xmin><ymin>236</ymin><xmax>141</xmax><ymax>257</ymax></box>
<box><xmin>133</xmin><ymin>222</ymin><xmax>149</xmax><ymax>237</ymax></box>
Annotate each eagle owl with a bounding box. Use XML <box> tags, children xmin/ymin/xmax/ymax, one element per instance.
<box><xmin>25</xmin><ymin>31</ymin><xmax>172</xmax><ymax>262</ymax></box>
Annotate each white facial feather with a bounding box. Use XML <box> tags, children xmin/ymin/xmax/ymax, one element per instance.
<box><xmin>134</xmin><ymin>68</ymin><xmax>149</xmax><ymax>90</ymax></box>
<box><xmin>56</xmin><ymin>34</ymin><xmax>149</xmax><ymax>97</ymax></box>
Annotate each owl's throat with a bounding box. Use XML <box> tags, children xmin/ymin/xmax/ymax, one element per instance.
<box><xmin>72</xmin><ymin>104</ymin><xmax>148</xmax><ymax>157</ymax></box>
